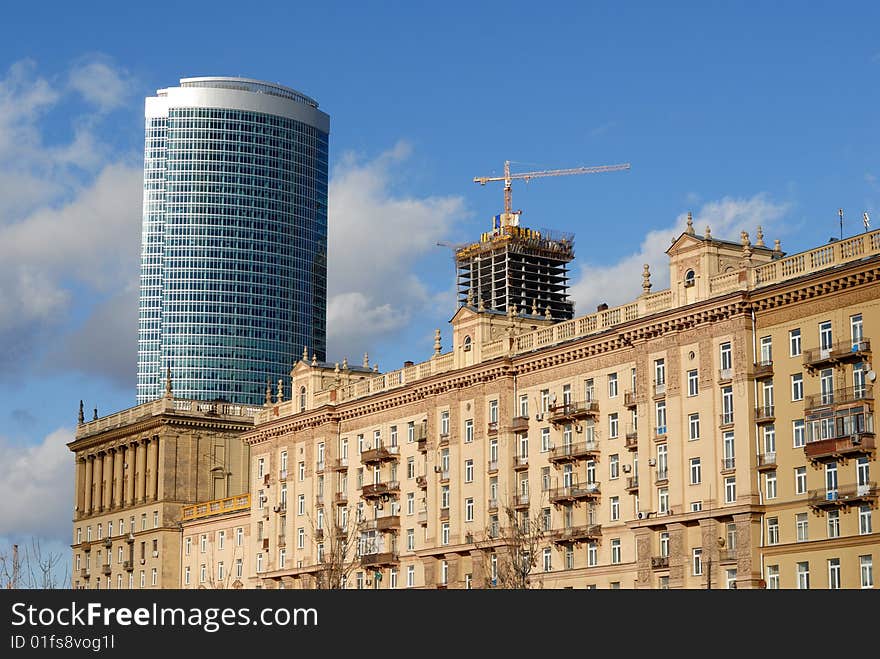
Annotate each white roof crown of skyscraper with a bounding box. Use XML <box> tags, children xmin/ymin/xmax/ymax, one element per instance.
<box><xmin>162</xmin><ymin>76</ymin><xmax>319</xmax><ymax>108</ymax></box>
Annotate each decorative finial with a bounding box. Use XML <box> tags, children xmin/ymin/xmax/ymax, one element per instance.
<box><xmin>342</xmin><ymin>357</ymin><xmax>348</xmax><ymax>370</ymax></box>
<box><xmin>686</xmin><ymin>211</ymin><xmax>695</xmax><ymax>235</ymax></box>
<box><xmin>372</xmin><ymin>363</ymin><xmax>379</xmax><ymax>373</ymax></box>
<box><xmin>704</xmin><ymin>225</ymin><xmax>712</xmax><ymax>239</ymax></box>
<box><xmin>741</xmin><ymin>230</ymin><xmax>750</xmax><ymax>246</ymax></box>
<box><xmin>467</xmin><ymin>287</ymin><xmax>475</xmax><ymax>307</ymax></box>
<box><xmin>507</xmin><ymin>304</ymin><xmax>515</xmax><ymax>321</ymax></box>
<box><xmin>544</xmin><ymin>305</ymin><xmax>552</xmax><ymax>320</ymax></box>
<box><xmin>265</xmin><ymin>378</ymin><xmax>272</xmax><ymax>405</ymax></box>
<box><xmin>334</xmin><ymin>362</ymin><xmax>340</xmax><ymax>375</ymax></box>
<box><xmin>302</xmin><ymin>345</ymin><xmax>309</xmax><ymax>361</ymax></box>
<box><xmin>363</xmin><ymin>352</ymin><xmax>369</xmax><ymax>369</ymax></box>
<box><xmin>93</xmin><ymin>407</ymin><xmax>98</xmax><ymax>421</ymax></box>
<box><xmin>755</xmin><ymin>226</ymin><xmax>765</xmax><ymax>247</ymax></box>
<box><xmin>311</xmin><ymin>353</ymin><xmax>318</xmax><ymax>366</ymax></box>
<box><xmin>774</xmin><ymin>239</ymin><xmax>781</xmax><ymax>253</ymax></box>
<box><xmin>531</xmin><ymin>298</ymin><xmax>538</xmax><ymax>315</ymax></box>
<box><xmin>434</xmin><ymin>329</ymin><xmax>442</xmax><ymax>355</ymax></box>
<box><xmin>164</xmin><ymin>367</ymin><xmax>172</xmax><ymax>399</ymax></box>
<box><xmin>277</xmin><ymin>379</ymin><xmax>284</xmax><ymax>403</ymax></box>
<box><xmin>642</xmin><ymin>263</ymin><xmax>652</xmax><ymax>294</ymax></box>
<box><xmin>478</xmin><ymin>296</ymin><xmax>485</xmax><ymax>312</ymax></box>
<box><xmin>78</xmin><ymin>400</ymin><xmax>84</xmax><ymax>425</ymax></box>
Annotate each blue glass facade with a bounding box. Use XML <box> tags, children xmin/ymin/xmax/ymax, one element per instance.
<box><xmin>136</xmin><ymin>78</ymin><xmax>329</xmax><ymax>405</ymax></box>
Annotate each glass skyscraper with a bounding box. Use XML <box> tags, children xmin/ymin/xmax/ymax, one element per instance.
<box><xmin>137</xmin><ymin>77</ymin><xmax>329</xmax><ymax>405</ymax></box>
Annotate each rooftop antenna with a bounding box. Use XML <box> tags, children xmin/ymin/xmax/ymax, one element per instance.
<box><xmin>839</xmin><ymin>208</ymin><xmax>844</xmax><ymax>241</ymax></box>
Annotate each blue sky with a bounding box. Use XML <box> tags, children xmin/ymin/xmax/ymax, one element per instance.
<box><xmin>0</xmin><ymin>1</ymin><xmax>878</xmax><ymax>567</ymax></box>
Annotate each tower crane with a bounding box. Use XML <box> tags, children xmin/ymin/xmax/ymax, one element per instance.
<box><xmin>474</xmin><ymin>159</ymin><xmax>631</xmax><ymax>222</ymax></box>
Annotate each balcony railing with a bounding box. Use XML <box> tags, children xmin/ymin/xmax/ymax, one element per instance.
<box><xmin>721</xmin><ymin>457</ymin><xmax>736</xmax><ymax>471</ymax></box>
<box><xmin>805</xmin><ymin>433</ymin><xmax>876</xmax><ymax>462</ymax></box>
<box><xmin>756</xmin><ymin>452</ymin><xmax>777</xmax><ymax>470</ymax></box>
<box><xmin>333</xmin><ymin>492</ymin><xmax>348</xmax><ymax>505</ymax></box>
<box><xmin>808</xmin><ymin>482</ymin><xmax>877</xmax><ymax>509</ymax></box>
<box><xmin>624</xmin><ymin>391</ymin><xmax>638</xmax><ymax>408</ymax></box>
<box><xmin>805</xmin><ymin>386</ymin><xmax>873</xmax><ymax>411</ymax></box>
<box><xmin>511</xmin><ymin>416</ymin><xmax>530</xmax><ymax>433</ymax></box>
<box><xmin>416</xmin><ymin>475</ymin><xmax>427</xmax><ymax>489</ymax></box>
<box><xmin>548</xmin><ymin>400</ymin><xmax>600</xmax><ymax>424</ymax></box>
<box><xmin>182</xmin><ymin>493</ymin><xmax>251</xmax><ymax>521</ymax></box>
<box><xmin>548</xmin><ymin>441</ymin><xmax>600</xmax><ymax>464</ymax></box>
<box><xmin>719</xmin><ymin>412</ymin><xmax>734</xmax><ymax>427</ymax></box>
<box><xmin>101</xmin><ymin>563</ymin><xmax>111</xmax><ymax>576</ymax></box>
<box><xmin>752</xmin><ymin>360</ymin><xmax>774</xmax><ymax>378</ymax></box>
<box><xmin>718</xmin><ymin>367</ymin><xmax>733</xmax><ymax>383</ymax></box>
<box><xmin>651</xmin><ymin>556</ymin><xmax>669</xmax><ymax>570</ymax></box>
<box><xmin>438</xmin><ymin>433</ymin><xmax>450</xmax><ymax>446</ymax></box>
<box><xmin>417</xmin><ymin>510</ymin><xmax>428</xmax><ymax>525</ymax></box>
<box><xmin>625</xmin><ymin>476</ymin><xmax>639</xmax><ymax>492</ymax></box>
<box><xmin>362</xmin><ymin>516</ymin><xmax>400</xmax><ymax>533</ymax></box>
<box><xmin>79</xmin><ymin>568</ymin><xmax>90</xmax><ymax>579</ymax></box>
<box><xmin>549</xmin><ymin>483</ymin><xmax>600</xmax><ymax>504</ymax></box>
<box><xmin>653</xmin><ymin>382</ymin><xmax>666</xmax><ymax>398</ymax></box>
<box><xmin>331</xmin><ymin>457</ymin><xmax>349</xmax><ymax>471</ymax></box>
<box><xmin>804</xmin><ymin>339</ymin><xmax>871</xmax><ymax>370</ymax></box>
<box><xmin>513</xmin><ymin>493</ymin><xmax>530</xmax><ymax>508</ymax></box>
<box><xmin>655</xmin><ymin>469</ymin><xmax>669</xmax><ymax>484</ymax></box>
<box><xmin>279</xmin><ymin>469</ymin><xmax>288</xmax><ymax>481</ymax></box>
<box><xmin>755</xmin><ymin>405</ymin><xmax>775</xmax><ymax>423</ymax></box>
<box><xmin>487</xmin><ymin>498</ymin><xmax>498</xmax><ymax>512</ymax></box>
<box><xmin>513</xmin><ymin>456</ymin><xmax>529</xmax><ymax>470</ymax></box>
<box><xmin>361</xmin><ymin>445</ymin><xmax>400</xmax><ymax>465</ymax></box>
<box><xmin>361</xmin><ymin>481</ymin><xmax>400</xmax><ymax>499</ymax></box>
<box><xmin>487</xmin><ymin>421</ymin><xmax>499</xmax><ymax>435</ymax></box>
<box><xmin>360</xmin><ymin>551</ymin><xmax>399</xmax><ymax>567</ymax></box>
<box><xmin>654</xmin><ymin>426</ymin><xmax>667</xmax><ymax>439</ymax></box>
<box><xmin>551</xmin><ymin>524</ymin><xmax>602</xmax><ymax>545</ymax></box>
<box><xmin>122</xmin><ymin>560</ymin><xmax>133</xmax><ymax>572</ymax></box>
<box><xmin>487</xmin><ymin>460</ymin><xmax>499</xmax><ymax>473</ymax></box>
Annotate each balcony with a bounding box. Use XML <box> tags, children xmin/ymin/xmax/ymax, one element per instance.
<box><xmin>513</xmin><ymin>456</ymin><xmax>529</xmax><ymax>471</ymax></box>
<box><xmin>314</xmin><ymin>528</ymin><xmax>324</xmax><ymax>541</ymax></box>
<box><xmin>548</xmin><ymin>441</ymin><xmax>600</xmax><ymax>464</ymax></box>
<box><xmin>551</xmin><ymin>524</ymin><xmax>602</xmax><ymax>545</ymax></box>
<box><xmin>315</xmin><ymin>462</ymin><xmax>325</xmax><ymax>474</ymax></box>
<box><xmin>718</xmin><ymin>368</ymin><xmax>733</xmax><ymax>383</ymax></box>
<box><xmin>416</xmin><ymin>475</ymin><xmax>427</xmax><ymax>489</ymax></box>
<box><xmin>333</xmin><ymin>491</ymin><xmax>348</xmax><ymax>506</ymax></box>
<box><xmin>651</xmin><ymin>556</ymin><xmax>669</xmax><ymax>570</ymax></box>
<box><xmin>653</xmin><ymin>426</ymin><xmax>667</xmax><ymax>442</ymax></box>
<box><xmin>719</xmin><ymin>412</ymin><xmax>735</xmax><ymax>428</ymax></box>
<box><xmin>754</xmin><ymin>405</ymin><xmax>775</xmax><ymax>424</ymax></box>
<box><xmin>261</xmin><ymin>538</ymin><xmax>269</xmax><ymax>551</ymax></box>
<box><xmin>654</xmin><ymin>469</ymin><xmax>669</xmax><ymax>485</ymax></box>
<box><xmin>316</xmin><ymin>493</ymin><xmax>324</xmax><ymax>506</ymax></box>
<box><xmin>417</xmin><ymin>510</ymin><xmax>428</xmax><ymax>526</ymax></box>
<box><xmin>804</xmin><ymin>339</ymin><xmax>871</xmax><ymax>371</ymax></box>
<box><xmin>549</xmin><ymin>483</ymin><xmax>600</xmax><ymax>505</ymax></box>
<box><xmin>330</xmin><ymin>457</ymin><xmax>349</xmax><ymax>471</ymax></box>
<box><xmin>487</xmin><ymin>460</ymin><xmax>499</xmax><ymax>473</ymax></box>
<box><xmin>361</xmin><ymin>481</ymin><xmax>400</xmax><ymax>500</ymax></box>
<box><xmin>360</xmin><ymin>551</ymin><xmax>399</xmax><ymax>567</ymax></box>
<box><xmin>513</xmin><ymin>493</ymin><xmax>530</xmax><ymax>509</ymax></box>
<box><xmin>438</xmin><ymin>433</ymin><xmax>450</xmax><ymax>447</ymax></box>
<box><xmin>511</xmin><ymin>416</ymin><xmax>530</xmax><ymax>433</ymax></box>
<box><xmin>362</xmin><ymin>516</ymin><xmax>400</xmax><ymax>533</ymax></box>
<box><xmin>417</xmin><ymin>436</ymin><xmax>427</xmax><ymax>453</ymax></box>
<box><xmin>625</xmin><ymin>476</ymin><xmax>639</xmax><ymax>493</ymax></box>
<box><xmin>756</xmin><ymin>452</ymin><xmax>777</xmax><ymax>471</ymax></box>
<box><xmin>624</xmin><ymin>391</ymin><xmax>638</xmax><ymax>408</ymax></box>
<box><xmin>653</xmin><ymin>382</ymin><xmax>666</xmax><ymax>398</ymax></box>
<box><xmin>487</xmin><ymin>498</ymin><xmax>498</xmax><ymax>512</ymax></box>
<box><xmin>752</xmin><ymin>359</ymin><xmax>774</xmax><ymax>378</ymax></box>
<box><xmin>721</xmin><ymin>457</ymin><xmax>736</xmax><ymax>472</ymax></box>
<box><xmin>277</xmin><ymin>534</ymin><xmax>286</xmax><ymax>547</ymax></box>
<box><xmin>279</xmin><ymin>469</ymin><xmax>288</xmax><ymax>481</ymax></box>
<box><xmin>487</xmin><ymin>421</ymin><xmax>499</xmax><ymax>436</ymax></box>
<box><xmin>361</xmin><ymin>445</ymin><xmax>400</xmax><ymax>465</ymax></box>
<box><xmin>719</xmin><ymin>549</ymin><xmax>738</xmax><ymax>564</ymax></box>
<box><xmin>101</xmin><ymin>563</ymin><xmax>111</xmax><ymax>576</ymax></box>
<box><xmin>79</xmin><ymin>568</ymin><xmax>90</xmax><ymax>580</ymax></box>
<box><xmin>123</xmin><ymin>560</ymin><xmax>133</xmax><ymax>572</ymax></box>
<box><xmin>548</xmin><ymin>400</ymin><xmax>599</xmax><ymax>425</ymax></box>
<box><xmin>808</xmin><ymin>482</ymin><xmax>878</xmax><ymax>510</ymax></box>
<box><xmin>805</xmin><ymin>386</ymin><xmax>873</xmax><ymax>413</ymax></box>
<box><xmin>804</xmin><ymin>433</ymin><xmax>876</xmax><ymax>463</ymax></box>
<box><xmin>440</xmin><ymin>507</ymin><xmax>450</xmax><ymax>520</ymax></box>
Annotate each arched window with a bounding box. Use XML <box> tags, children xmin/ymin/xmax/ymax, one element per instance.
<box><xmin>299</xmin><ymin>386</ymin><xmax>307</xmax><ymax>412</ymax></box>
<box><xmin>684</xmin><ymin>269</ymin><xmax>696</xmax><ymax>287</ymax></box>
<box><xmin>463</xmin><ymin>335</ymin><xmax>472</xmax><ymax>352</ymax></box>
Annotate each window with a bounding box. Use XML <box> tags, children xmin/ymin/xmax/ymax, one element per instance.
<box><xmin>851</xmin><ymin>313</ymin><xmax>864</xmax><ymax>344</ymax></box>
<box><xmin>860</xmin><ymin>555</ymin><xmax>874</xmax><ymax>588</ymax></box>
<box><xmin>690</xmin><ymin>458</ymin><xmax>702</xmax><ymax>485</ymax></box>
<box><xmin>796</xmin><ymin>513</ymin><xmax>809</xmax><ymax>542</ymax></box>
<box><xmin>465</xmin><ymin>498</ymin><xmax>474</xmax><ymax>522</ymax></box>
<box><xmin>297</xmin><ymin>494</ymin><xmax>305</xmax><ymax>515</ymax></box>
<box><xmin>789</xmin><ymin>328</ymin><xmax>801</xmax><ymax>357</ymax></box>
<box><xmin>257</xmin><ymin>458</ymin><xmax>265</xmax><ymax>479</ymax></box>
<box><xmin>407</xmin><ymin>565</ymin><xmax>415</xmax><ymax>588</ymax></box>
<box><xmin>407</xmin><ymin>528</ymin><xmax>415</xmax><ymax>551</ymax></box>
<box><xmin>654</xmin><ymin>358</ymin><xmax>666</xmax><ymax>387</ymax></box>
<box><xmin>542</xmin><ymin>507</ymin><xmax>551</xmax><ymax>531</ymax></box>
<box><xmin>795</xmin><ymin>466</ymin><xmax>807</xmax><ymax>495</ymax></box>
<box><xmin>693</xmin><ymin>548</ymin><xmax>703</xmax><ymax>576</ymax></box>
<box><xmin>299</xmin><ymin>386</ymin><xmax>306</xmax><ymax>412</ymax></box>
<box><xmin>659</xmin><ymin>531</ymin><xmax>670</xmax><ymax>557</ymax></box>
<box><xmin>721</xmin><ymin>386</ymin><xmax>734</xmax><ymax>424</ymax></box>
<box><xmin>464</xmin><ymin>459</ymin><xmax>474</xmax><ymax>483</ymax></box>
<box><xmin>797</xmin><ymin>562</ymin><xmax>810</xmax><ymax>589</ymax></box>
<box><xmin>687</xmin><ymin>369</ymin><xmax>699</xmax><ymax>396</ymax></box>
<box><xmin>184</xmin><ymin>537</ymin><xmax>191</xmax><ymax>556</ymax></box>
<box><xmin>489</xmin><ymin>399</ymin><xmax>498</xmax><ymax>423</ymax></box>
<box><xmin>606</xmin><ymin>496</ymin><xmax>618</xmax><ymax>521</ymax></box>
<box><xmin>608</xmin><ymin>373</ymin><xmax>618</xmax><ymax>398</ymax></box>
<box><xmin>587</xmin><ymin>542</ymin><xmax>598</xmax><ymax>567</ymax></box>
<box><xmin>199</xmin><ymin>565</ymin><xmax>206</xmax><ymax>584</ymax></box>
<box><xmin>407</xmin><ymin>457</ymin><xmax>415</xmax><ymax>480</ymax></box>
<box><xmin>407</xmin><ymin>421</ymin><xmax>415</xmax><ymax>443</ymax></box>
<box><xmin>440</xmin><ymin>411</ymin><xmax>449</xmax><ymax>436</ymax></box>
<box><xmin>565</xmin><ymin>546</ymin><xmax>574</xmax><ymax>570</ymax></box>
<box><xmin>609</xmin><ymin>454</ymin><xmax>619</xmax><ymax>479</ymax></box>
<box><xmin>657</xmin><ymin>443</ymin><xmax>668</xmax><ymax>479</ymax></box>
<box><xmin>236</xmin><ymin>527</ymin><xmax>243</xmax><ymax>547</ymax></box>
<box><xmin>691</xmin><ymin>501</ymin><xmax>702</xmax><ymax>512</ymax></box>
<box><xmin>519</xmin><ymin>394</ymin><xmax>528</xmax><ymax>418</ymax></box>
<box><xmin>540</xmin><ymin>389</ymin><xmax>550</xmax><ymax>412</ymax></box>
<box><xmin>819</xmin><ymin>321</ymin><xmax>833</xmax><ymax>351</ymax></box>
<box><xmin>543</xmin><ymin>547</ymin><xmax>552</xmax><ymax>572</ymax></box>
<box><xmin>724</xmin><ymin>477</ymin><xmax>736</xmax><ymax>504</ymax></box>
<box><xmin>199</xmin><ymin>535</ymin><xmax>206</xmax><ymax>553</ymax></box>
<box><xmin>184</xmin><ymin>567</ymin><xmax>191</xmax><ymax>586</ymax></box>
<box><xmin>441</xmin><ymin>523</ymin><xmax>450</xmax><ymax>546</ymax></box>
<box><xmin>764</xmin><ymin>564</ymin><xmax>779</xmax><ymax>589</ymax></box>
<box><xmin>465</xmin><ymin>419</ymin><xmax>474</xmax><ymax>443</ymax></box>
<box><xmin>827</xmin><ymin>510</ymin><xmax>840</xmax><ymax>538</ymax></box>
<box><xmin>584</xmin><ymin>378</ymin><xmax>595</xmax><ymax>402</ymax></box>
<box><xmin>653</xmin><ymin>485</ymin><xmax>668</xmax><ymax>515</ymax></box>
<box><xmin>720</xmin><ymin>341</ymin><xmax>732</xmax><ymax>371</ymax></box>
<box><xmin>611</xmin><ymin>539</ymin><xmax>621</xmax><ymax>564</ymax></box>
<box><xmin>859</xmin><ymin>505</ymin><xmax>872</xmax><ymax>535</ymax></box>
<box><xmin>390</xmin><ymin>425</ymin><xmax>398</xmax><ymax>447</ymax></box>
<box><xmin>725</xmin><ymin>569</ymin><xmax>737</xmax><ymax>590</ymax></box>
<box><xmin>541</xmin><ymin>427</ymin><xmax>551</xmax><ymax>452</ymax></box>
<box><xmin>406</xmin><ymin>492</ymin><xmax>415</xmax><ymax>516</ymax></box>
<box><xmin>688</xmin><ymin>413</ymin><xmax>700</xmax><ymax>440</ymax></box>
<box><xmin>765</xmin><ymin>470</ymin><xmax>777</xmax><ymax>499</ymax></box>
<box><xmin>391</xmin><ymin>569</ymin><xmax>399</xmax><ymax>589</ymax></box>
<box><xmin>297</xmin><ymin>528</ymin><xmax>304</xmax><ymax>549</ymax></box>
<box><xmin>655</xmin><ymin>401</ymin><xmax>667</xmax><ymax>435</ymax></box>
<box><xmin>298</xmin><ymin>461</ymin><xmax>305</xmax><ymax>481</ymax></box>
<box><xmin>609</xmin><ymin>413</ymin><xmax>619</xmax><ymax>439</ymax></box>
<box><xmin>791</xmin><ymin>373</ymin><xmax>803</xmax><ymax>401</ymax></box>
<box><xmin>217</xmin><ymin>561</ymin><xmax>225</xmax><ymax>582</ymax></box>
<box><xmin>759</xmin><ymin>335</ymin><xmax>772</xmax><ymax>364</ymax></box>
<box><xmin>441</xmin><ymin>485</ymin><xmax>450</xmax><ymax>509</ymax></box>
<box><xmin>792</xmin><ymin>419</ymin><xmax>805</xmax><ymax>448</ymax></box>
<box><xmin>519</xmin><ymin>435</ymin><xmax>528</xmax><ymax>460</ymax></box>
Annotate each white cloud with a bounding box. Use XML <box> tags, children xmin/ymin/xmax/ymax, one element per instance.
<box><xmin>326</xmin><ymin>142</ymin><xmax>467</xmax><ymax>359</ymax></box>
<box><xmin>68</xmin><ymin>58</ymin><xmax>132</xmax><ymax>113</ymax></box>
<box><xmin>0</xmin><ymin>428</ymin><xmax>74</xmax><ymax>543</ymax></box>
<box><xmin>569</xmin><ymin>194</ymin><xmax>791</xmax><ymax>314</ymax></box>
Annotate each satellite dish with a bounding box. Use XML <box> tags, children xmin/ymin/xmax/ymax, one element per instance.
<box><xmin>867</xmin><ymin>370</ymin><xmax>876</xmax><ymax>382</ymax></box>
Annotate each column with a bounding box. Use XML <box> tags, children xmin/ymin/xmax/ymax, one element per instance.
<box><xmin>113</xmin><ymin>448</ymin><xmax>123</xmax><ymax>509</ymax></box>
<box><xmin>103</xmin><ymin>452</ymin><xmax>113</xmax><ymax>512</ymax></box>
<box><xmin>124</xmin><ymin>444</ymin><xmax>135</xmax><ymax>507</ymax></box>
<box><xmin>146</xmin><ymin>439</ymin><xmax>157</xmax><ymax>502</ymax></box>
<box><xmin>93</xmin><ymin>452</ymin><xmax>104</xmax><ymax>512</ymax></box>
<box><xmin>135</xmin><ymin>440</ymin><xmax>147</xmax><ymax>503</ymax></box>
<box><xmin>84</xmin><ymin>456</ymin><xmax>93</xmax><ymax>515</ymax></box>
<box><xmin>150</xmin><ymin>437</ymin><xmax>160</xmax><ymax>501</ymax></box>
<box><xmin>75</xmin><ymin>458</ymin><xmax>85</xmax><ymax>518</ymax></box>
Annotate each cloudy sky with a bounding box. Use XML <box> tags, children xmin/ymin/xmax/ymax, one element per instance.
<box><xmin>1</xmin><ymin>1</ymin><xmax>878</xmax><ymax>570</ymax></box>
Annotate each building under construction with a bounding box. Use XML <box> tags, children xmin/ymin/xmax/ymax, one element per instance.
<box><xmin>455</xmin><ymin>211</ymin><xmax>575</xmax><ymax>320</ymax></box>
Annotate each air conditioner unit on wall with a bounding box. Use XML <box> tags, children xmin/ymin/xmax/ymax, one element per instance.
<box><xmin>622</xmin><ymin>465</ymin><xmax>632</xmax><ymax>473</ymax></box>
<box><xmin>637</xmin><ymin>511</ymin><xmax>653</xmax><ymax>520</ymax></box>
<box><xmin>648</xmin><ymin>458</ymin><xmax>656</xmax><ymax>466</ymax></box>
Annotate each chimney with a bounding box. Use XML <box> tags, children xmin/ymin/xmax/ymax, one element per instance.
<box><xmin>597</xmin><ymin>303</ymin><xmax>609</xmax><ymax>312</ymax></box>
